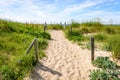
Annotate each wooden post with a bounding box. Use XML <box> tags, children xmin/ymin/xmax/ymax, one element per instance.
<box><xmin>25</xmin><ymin>39</ymin><xmax>36</xmax><ymax>54</ymax></box>
<box><xmin>44</xmin><ymin>22</ymin><xmax>47</xmax><ymax>31</ymax></box>
<box><xmin>90</xmin><ymin>36</ymin><xmax>94</xmax><ymax>61</ymax></box>
<box><xmin>70</xmin><ymin>25</ymin><xmax>72</xmax><ymax>34</ymax></box>
<box><xmin>0</xmin><ymin>72</ymin><xmax>2</xmax><ymax>80</ymax></box>
<box><xmin>34</xmin><ymin>38</ymin><xmax>38</xmax><ymax>62</ymax></box>
<box><xmin>64</xmin><ymin>22</ymin><xmax>66</xmax><ymax>29</ymax></box>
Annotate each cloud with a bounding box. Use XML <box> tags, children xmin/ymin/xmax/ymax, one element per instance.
<box><xmin>0</xmin><ymin>0</ymin><xmax>120</xmax><ymax>24</ymax></box>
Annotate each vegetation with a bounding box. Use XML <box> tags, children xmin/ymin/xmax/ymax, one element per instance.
<box><xmin>0</xmin><ymin>19</ymin><xmax>50</xmax><ymax>80</ymax></box>
<box><xmin>90</xmin><ymin>57</ymin><xmax>120</xmax><ymax>80</ymax></box>
<box><xmin>65</xmin><ymin>30</ymin><xmax>84</xmax><ymax>42</ymax></box>
<box><xmin>63</xmin><ymin>20</ymin><xmax>120</xmax><ymax>60</ymax></box>
<box><xmin>106</xmin><ymin>35</ymin><xmax>120</xmax><ymax>59</ymax></box>
<box><xmin>92</xmin><ymin>57</ymin><xmax>117</xmax><ymax>70</ymax></box>
<box><xmin>90</xmin><ymin>69</ymin><xmax>120</xmax><ymax>80</ymax></box>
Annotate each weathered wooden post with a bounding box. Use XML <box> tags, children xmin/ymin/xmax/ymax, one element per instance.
<box><xmin>0</xmin><ymin>72</ymin><xmax>2</xmax><ymax>80</ymax></box>
<box><xmin>70</xmin><ymin>24</ymin><xmax>72</xmax><ymax>34</ymax></box>
<box><xmin>64</xmin><ymin>22</ymin><xmax>66</xmax><ymax>29</ymax></box>
<box><xmin>90</xmin><ymin>36</ymin><xmax>94</xmax><ymax>61</ymax></box>
<box><xmin>44</xmin><ymin>22</ymin><xmax>47</xmax><ymax>31</ymax></box>
<box><xmin>34</xmin><ymin>38</ymin><xmax>38</xmax><ymax>62</ymax></box>
<box><xmin>25</xmin><ymin>38</ymin><xmax>39</xmax><ymax>62</ymax></box>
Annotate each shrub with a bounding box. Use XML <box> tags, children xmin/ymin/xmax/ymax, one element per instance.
<box><xmin>94</xmin><ymin>33</ymin><xmax>107</xmax><ymax>42</ymax></box>
<box><xmin>48</xmin><ymin>24</ymin><xmax>63</xmax><ymax>30</ymax></box>
<box><xmin>80</xmin><ymin>27</ymin><xmax>90</xmax><ymax>33</ymax></box>
<box><xmin>89</xmin><ymin>69</ymin><xmax>120</xmax><ymax>80</ymax></box>
<box><xmin>66</xmin><ymin>30</ymin><xmax>84</xmax><ymax>42</ymax></box>
<box><xmin>104</xmin><ymin>27</ymin><xmax>115</xmax><ymax>34</ymax></box>
<box><xmin>80</xmin><ymin>21</ymin><xmax>103</xmax><ymax>32</ymax></box>
<box><xmin>71</xmin><ymin>21</ymin><xmax>80</xmax><ymax>28</ymax></box>
<box><xmin>107</xmin><ymin>35</ymin><xmax>120</xmax><ymax>59</ymax></box>
<box><xmin>38</xmin><ymin>38</ymin><xmax>48</xmax><ymax>49</ymax></box>
<box><xmin>92</xmin><ymin>56</ymin><xmax>117</xmax><ymax>69</ymax></box>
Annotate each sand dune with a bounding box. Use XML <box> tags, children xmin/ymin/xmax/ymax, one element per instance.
<box><xmin>25</xmin><ymin>30</ymin><xmax>110</xmax><ymax>80</ymax></box>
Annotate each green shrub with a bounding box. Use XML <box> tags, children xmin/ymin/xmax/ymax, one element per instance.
<box><xmin>89</xmin><ymin>69</ymin><xmax>120</xmax><ymax>80</ymax></box>
<box><xmin>38</xmin><ymin>38</ymin><xmax>48</xmax><ymax>49</ymax></box>
<box><xmin>80</xmin><ymin>21</ymin><xmax>103</xmax><ymax>32</ymax></box>
<box><xmin>80</xmin><ymin>27</ymin><xmax>90</xmax><ymax>33</ymax></box>
<box><xmin>94</xmin><ymin>33</ymin><xmax>107</xmax><ymax>42</ymax></box>
<box><xmin>107</xmin><ymin>35</ymin><xmax>120</xmax><ymax>59</ymax></box>
<box><xmin>104</xmin><ymin>27</ymin><xmax>115</xmax><ymax>34</ymax></box>
<box><xmin>66</xmin><ymin>30</ymin><xmax>84</xmax><ymax>41</ymax></box>
<box><xmin>38</xmin><ymin>31</ymin><xmax>51</xmax><ymax>39</ymax></box>
<box><xmin>48</xmin><ymin>24</ymin><xmax>63</xmax><ymax>30</ymax></box>
<box><xmin>92</xmin><ymin>57</ymin><xmax>117</xmax><ymax>69</ymax></box>
<box><xmin>71</xmin><ymin>21</ymin><xmax>80</xmax><ymax>28</ymax></box>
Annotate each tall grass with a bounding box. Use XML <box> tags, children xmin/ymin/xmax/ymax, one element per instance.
<box><xmin>0</xmin><ymin>19</ymin><xmax>50</xmax><ymax>80</ymax></box>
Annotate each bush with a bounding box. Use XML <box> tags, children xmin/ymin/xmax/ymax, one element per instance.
<box><xmin>80</xmin><ymin>21</ymin><xmax>103</xmax><ymax>32</ymax></box>
<box><xmin>89</xmin><ymin>69</ymin><xmax>120</xmax><ymax>80</ymax></box>
<box><xmin>107</xmin><ymin>35</ymin><xmax>120</xmax><ymax>59</ymax></box>
<box><xmin>48</xmin><ymin>24</ymin><xmax>63</xmax><ymax>30</ymax></box>
<box><xmin>90</xmin><ymin>56</ymin><xmax>120</xmax><ymax>80</ymax></box>
<box><xmin>38</xmin><ymin>38</ymin><xmax>48</xmax><ymax>49</ymax></box>
<box><xmin>80</xmin><ymin>27</ymin><xmax>90</xmax><ymax>33</ymax></box>
<box><xmin>92</xmin><ymin>57</ymin><xmax>117</xmax><ymax>69</ymax></box>
<box><xmin>71</xmin><ymin>21</ymin><xmax>80</xmax><ymax>28</ymax></box>
<box><xmin>94</xmin><ymin>33</ymin><xmax>107</xmax><ymax>42</ymax></box>
<box><xmin>66</xmin><ymin>30</ymin><xmax>84</xmax><ymax>41</ymax></box>
<box><xmin>104</xmin><ymin>27</ymin><xmax>115</xmax><ymax>34</ymax></box>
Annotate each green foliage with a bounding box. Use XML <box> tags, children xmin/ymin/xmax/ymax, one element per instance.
<box><xmin>89</xmin><ymin>69</ymin><xmax>120</xmax><ymax>80</ymax></box>
<box><xmin>71</xmin><ymin>21</ymin><xmax>80</xmax><ymax>28</ymax></box>
<box><xmin>90</xmin><ymin>57</ymin><xmax>120</xmax><ymax>80</ymax></box>
<box><xmin>92</xmin><ymin>57</ymin><xmax>117</xmax><ymax>69</ymax></box>
<box><xmin>94</xmin><ymin>33</ymin><xmax>107</xmax><ymax>42</ymax></box>
<box><xmin>0</xmin><ymin>19</ymin><xmax>50</xmax><ymax>80</ymax></box>
<box><xmin>81</xmin><ymin>21</ymin><xmax>103</xmax><ymax>32</ymax></box>
<box><xmin>66</xmin><ymin>30</ymin><xmax>84</xmax><ymax>42</ymax></box>
<box><xmin>106</xmin><ymin>35</ymin><xmax>120</xmax><ymax>59</ymax></box>
<box><xmin>0</xmin><ymin>54</ymin><xmax>36</xmax><ymax>80</ymax></box>
<box><xmin>48</xmin><ymin>24</ymin><xmax>63</xmax><ymax>30</ymax></box>
<box><xmin>38</xmin><ymin>38</ymin><xmax>48</xmax><ymax>49</ymax></box>
<box><xmin>104</xmin><ymin>27</ymin><xmax>115</xmax><ymax>34</ymax></box>
<box><xmin>80</xmin><ymin>27</ymin><xmax>90</xmax><ymax>33</ymax></box>
<box><xmin>81</xmin><ymin>21</ymin><xmax>103</xmax><ymax>27</ymax></box>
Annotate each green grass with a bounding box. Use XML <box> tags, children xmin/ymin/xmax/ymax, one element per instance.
<box><xmin>0</xmin><ymin>19</ymin><xmax>50</xmax><ymax>80</ymax></box>
<box><xmin>63</xmin><ymin>21</ymin><xmax>120</xmax><ymax>60</ymax></box>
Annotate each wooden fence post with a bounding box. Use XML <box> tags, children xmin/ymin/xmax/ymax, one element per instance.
<box><xmin>0</xmin><ymin>72</ymin><xmax>2</xmax><ymax>80</ymax></box>
<box><xmin>25</xmin><ymin>38</ymin><xmax>39</xmax><ymax>62</ymax></box>
<box><xmin>70</xmin><ymin>25</ymin><xmax>72</xmax><ymax>34</ymax></box>
<box><xmin>64</xmin><ymin>22</ymin><xmax>66</xmax><ymax>29</ymax></box>
<box><xmin>90</xmin><ymin>36</ymin><xmax>94</xmax><ymax>61</ymax></box>
<box><xmin>34</xmin><ymin>38</ymin><xmax>38</xmax><ymax>62</ymax></box>
<box><xmin>44</xmin><ymin>22</ymin><xmax>47</xmax><ymax>31</ymax></box>
<box><xmin>25</xmin><ymin>39</ymin><xmax>35</xmax><ymax>54</ymax></box>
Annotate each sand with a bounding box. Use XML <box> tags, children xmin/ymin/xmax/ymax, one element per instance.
<box><xmin>25</xmin><ymin>30</ymin><xmax>111</xmax><ymax>80</ymax></box>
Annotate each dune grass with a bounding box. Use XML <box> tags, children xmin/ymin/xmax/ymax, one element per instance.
<box><xmin>0</xmin><ymin>19</ymin><xmax>50</xmax><ymax>80</ymax></box>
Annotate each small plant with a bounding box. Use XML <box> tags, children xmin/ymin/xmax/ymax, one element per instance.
<box><xmin>92</xmin><ymin>56</ymin><xmax>117</xmax><ymax>69</ymax></box>
<box><xmin>89</xmin><ymin>69</ymin><xmax>120</xmax><ymax>80</ymax></box>
<box><xmin>90</xmin><ymin>56</ymin><xmax>120</xmax><ymax>80</ymax></box>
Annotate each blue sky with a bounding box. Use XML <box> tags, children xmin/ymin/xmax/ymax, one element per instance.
<box><xmin>0</xmin><ymin>0</ymin><xmax>120</xmax><ymax>24</ymax></box>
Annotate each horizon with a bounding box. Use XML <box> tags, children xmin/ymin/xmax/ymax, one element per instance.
<box><xmin>0</xmin><ymin>0</ymin><xmax>120</xmax><ymax>24</ymax></box>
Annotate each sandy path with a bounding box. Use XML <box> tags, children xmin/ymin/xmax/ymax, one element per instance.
<box><xmin>25</xmin><ymin>30</ymin><xmax>111</xmax><ymax>80</ymax></box>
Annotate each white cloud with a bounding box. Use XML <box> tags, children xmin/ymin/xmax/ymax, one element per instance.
<box><xmin>0</xmin><ymin>0</ymin><xmax>120</xmax><ymax>24</ymax></box>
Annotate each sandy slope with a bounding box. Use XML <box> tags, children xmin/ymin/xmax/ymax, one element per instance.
<box><xmin>25</xmin><ymin>30</ymin><xmax>111</xmax><ymax>80</ymax></box>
